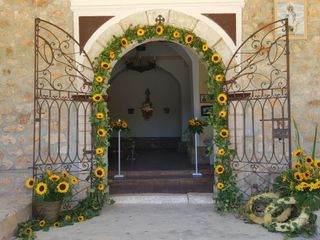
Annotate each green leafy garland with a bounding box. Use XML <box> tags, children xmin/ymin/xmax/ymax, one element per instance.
<box><xmin>16</xmin><ymin>23</ymin><xmax>242</xmax><ymax>240</ymax></box>
<box><xmin>93</xmin><ymin>23</ymin><xmax>242</xmax><ymax>212</ymax></box>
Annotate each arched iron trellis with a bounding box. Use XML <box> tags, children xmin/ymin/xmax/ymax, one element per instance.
<box><xmin>33</xmin><ymin>18</ymin><xmax>94</xmax><ymax>208</ymax></box>
<box><xmin>224</xmin><ymin>19</ymin><xmax>291</xmax><ymax>196</ymax></box>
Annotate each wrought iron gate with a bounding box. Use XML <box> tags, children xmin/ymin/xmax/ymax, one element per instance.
<box><xmin>33</xmin><ymin>18</ymin><xmax>94</xmax><ymax>207</ymax></box>
<box><xmin>224</xmin><ymin>19</ymin><xmax>291</xmax><ymax>196</ymax></box>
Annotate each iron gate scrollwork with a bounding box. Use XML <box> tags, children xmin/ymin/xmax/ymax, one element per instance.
<box><xmin>33</xmin><ymin>18</ymin><xmax>94</xmax><ymax>208</ymax></box>
<box><xmin>224</xmin><ymin>19</ymin><xmax>291</xmax><ymax>196</ymax></box>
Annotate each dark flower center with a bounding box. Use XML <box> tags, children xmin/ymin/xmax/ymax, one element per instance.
<box><xmin>39</xmin><ymin>186</ymin><xmax>44</xmax><ymax>191</ymax></box>
<box><xmin>97</xmin><ymin>170</ymin><xmax>102</xmax><ymax>175</ymax></box>
<box><xmin>60</xmin><ymin>184</ymin><xmax>66</xmax><ymax>190</ymax></box>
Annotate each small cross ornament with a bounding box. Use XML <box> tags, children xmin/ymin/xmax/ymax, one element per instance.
<box><xmin>155</xmin><ymin>15</ymin><xmax>165</xmax><ymax>25</ymax></box>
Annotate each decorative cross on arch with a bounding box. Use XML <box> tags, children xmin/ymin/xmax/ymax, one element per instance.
<box><xmin>155</xmin><ymin>15</ymin><xmax>165</xmax><ymax>24</ymax></box>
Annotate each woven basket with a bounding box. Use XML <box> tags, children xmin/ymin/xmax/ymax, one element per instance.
<box><xmin>33</xmin><ymin>201</ymin><xmax>61</xmax><ymax>222</ymax></box>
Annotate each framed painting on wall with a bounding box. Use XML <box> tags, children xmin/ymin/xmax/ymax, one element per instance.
<box><xmin>201</xmin><ymin>105</ymin><xmax>212</xmax><ymax>116</ymax></box>
<box><xmin>274</xmin><ymin>0</ymin><xmax>307</xmax><ymax>39</ymax></box>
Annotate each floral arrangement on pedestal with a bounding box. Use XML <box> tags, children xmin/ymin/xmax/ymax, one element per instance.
<box><xmin>186</xmin><ymin>118</ymin><xmax>206</xmax><ymax>135</ymax></box>
<box><xmin>245</xmin><ymin>121</ymin><xmax>319</xmax><ymax>237</ymax></box>
<box><xmin>111</xmin><ymin>119</ymin><xmax>129</xmax><ymax>132</ymax></box>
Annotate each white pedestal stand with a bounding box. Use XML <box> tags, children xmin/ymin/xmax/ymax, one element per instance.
<box><xmin>114</xmin><ymin>129</ymin><xmax>124</xmax><ymax>179</ymax></box>
<box><xmin>192</xmin><ymin>132</ymin><xmax>202</xmax><ymax>178</ymax></box>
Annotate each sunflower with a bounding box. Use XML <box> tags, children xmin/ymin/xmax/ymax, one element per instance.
<box><xmin>303</xmin><ymin>171</ymin><xmax>311</xmax><ymax>180</ymax></box>
<box><xmin>211</xmin><ymin>53</ymin><xmax>221</xmax><ymax>63</ymax></box>
<box><xmin>122</xmin><ymin>122</ymin><xmax>128</xmax><ymax>128</ymax></box>
<box><xmin>39</xmin><ymin>220</ymin><xmax>46</xmax><ymax>227</ymax></box>
<box><xmin>96</xmin><ymin>112</ymin><xmax>104</xmax><ymax>119</ymax></box>
<box><xmin>314</xmin><ymin>180</ymin><xmax>320</xmax><ymax>189</ymax></box>
<box><xmin>53</xmin><ymin>222</ymin><xmax>60</xmax><ymax>228</ymax></box>
<box><xmin>65</xmin><ymin>215</ymin><xmax>72</xmax><ymax>222</ymax></box>
<box><xmin>218</xmin><ymin>110</ymin><xmax>227</xmax><ymax>118</ymax></box>
<box><xmin>61</xmin><ymin>170</ymin><xmax>69</xmax><ymax>178</ymax></box>
<box><xmin>46</xmin><ymin>169</ymin><xmax>52</xmax><ymax>176</ymax></box>
<box><xmin>137</xmin><ymin>28</ymin><xmax>145</xmax><ymax>36</ymax></box>
<box><xmin>217</xmin><ymin>93</ymin><xmax>227</xmax><ymax>105</ymax></box>
<box><xmin>100</xmin><ymin>61</ymin><xmax>110</xmax><ymax>70</ymax></box>
<box><xmin>156</xmin><ymin>25</ymin><xmax>164</xmax><ymax>35</ymax></box>
<box><xmin>95</xmin><ymin>147</ymin><xmax>104</xmax><ymax>155</ymax></box>
<box><xmin>173</xmin><ymin>31</ymin><xmax>180</xmax><ymax>38</ymax></box>
<box><xmin>300</xmin><ymin>182</ymin><xmax>310</xmax><ymax>190</ymax></box>
<box><xmin>94</xmin><ymin>167</ymin><xmax>105</xmax><ymax>178</ymax></box>
<box><xmin>293</xmin><ymin>161</ymin><xmax>302</xmax><ymax>170</ymax></box>
<box><xmin>109</xmin><ymin>51</ymin><xmax>115</xmax><ymax>60</ymax></box>
<box><xmin>77</xmin><ymin>215</ymin><xmax>85</xmax><ymax>222</ymax></box>
<box><xmin>314</xmin><ymin>160</ymin><xmax>320</xmax><ymax>168</ymax></box>
<box><xmin>218</xmin><ymin>149</ymin><xmax>225</xmax><ymax>156</ymax></box>
<box><xmin>49</xmin><ymin>174</ymin><xmax>60</xmax><ymax>182</ymax></box>
<box><xmin>97</xmin><ymin>128</ymin><xmax>107</xmax><ymax>137</ymax></box>
<box><xmin>294</xmin><ymin>172</ymin><xmax>302</xmax><ymax>181</ymax></box>
<box><xmin>35</xmin><ymin>182</ymin><xmax>48</xmax><ymax>196</ymax></box>
<box><xmin>219</xmin><ymin>129</ymin><xmax>229</xmax><ymax>138</ymax></box>
<box><xmin>188</xmin><ymin>119</ymin><xmax>196</xmax><ymax>126</ymax></box>
<box><xmin>216</xmin><ymin>182</ymin><xmax>224</xmax><ymax>190</ymax></box>
<box><xmin>95</xmin><ymin>76</ymin><xmax>103</xmax><ymax>84</ymax></box>
<box><xmin>184</xmin><ymin>34</ymin><xmax>193</xmax><ymax>44</ymax></box>
<box><xmin>282</xmin><ymin>175</ymin><xmax>288</xmax><ymax>182</ymax></box>
<box><xmin>116</xmin><ymin>121</ymin><xmax>122</xmax><ymax>127</ymax></box>
<box><xmin>98</xmin><ymin>183</ymin><xmax>105</xmax><ymax>191</ymax></box>
<box><xmin>57</xmin><ymin>181</ymin><xmax>70</xmax><ymax>193</ymax></box>
<box><xmin>24</xmin><ymin>228</ymin><xmax>32</xmax><ymax>236</ymax></box>
<box><xmin>293</xmin><ymin>148</ymin><xmax>303</xmax><ymax>158</ymax></box>
<box><xmin>25</xmin><ymin>178</ymin><xmax>35</xmax><ymax>189</ymax></box>
<box><xmin>215</xmin><ymin>74</ymin><xmax>223</xmax><ymax>82</ymax></box>
<box><xmin>92</xmin><ymin>94</ymin><xmax>103</xmax><ymax>102</ymax></box>
<box><xmin>215</xmin><ymin>164</ymin><xmax>225</xmax><ymax>175</ymax></box>
<box><xmin>305</xmin><ymin>156</ymin><xmax>314</xmax><ymax>165</ymax></box>
<box><xmin>121</xmin><ymin>38</ymin><xmax>128</xmax><ymax>47</ymax></box>
<box><xmin>202</xmin><ymin>44</ymin><xmax>208</xmax><ymax>52</ymax></box>
<box><xmin>71</xmin><ymin>176</ymin><xmax>78</xmax><ymax>185</ymax></box>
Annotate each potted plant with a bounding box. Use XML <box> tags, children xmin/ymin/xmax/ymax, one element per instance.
<box><xmin>25</xmin><ymin>169</ymin><xmax>78</xmax><ymax>222</ymax></box>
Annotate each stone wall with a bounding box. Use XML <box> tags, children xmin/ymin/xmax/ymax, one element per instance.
<box><xmin>0</xmin><ymin>0</ymin><xmax>73</xmax><ymax>195</ymax></box>
<box><xmin>0</xmin><ymin>0</ymin><xmax>319</xmax><ymax>195</ymax></box>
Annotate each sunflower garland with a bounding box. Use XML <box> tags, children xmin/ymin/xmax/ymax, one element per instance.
<box><xmin>91</xmin><ymin>23</ymin><xmax>241</xmax><ymax>214</ymax></box>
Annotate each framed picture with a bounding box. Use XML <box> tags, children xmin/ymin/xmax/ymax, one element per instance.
<box><xmin>274</xmin><ymin>0</ymin><xmax>307</xmax><ymax>39</ymax></box>
<box><xmin>200</xmin><ymin>94</ymin><xmax>211</xmax><ymax>103</ymax></box>
<box><xmin>201</xmin><ymin>105</ymin><xmax>212</xmax><ymax>116</ymax></box>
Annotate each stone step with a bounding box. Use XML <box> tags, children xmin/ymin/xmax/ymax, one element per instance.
<box><xmin>108</xmin><ymin>170</ymin><xmax>213</xmax><ymax>194</ymax></box>
<box><xmin>0</xmin><ymin>194</ymin><xmax>31</xmax><ymax>240</ymax></box>
<box><xmin>110</xmin><ymin>193</ymin><xmax>214</xmax><ymax>204</ymax></box>
<box><xmin>109</xmin><ymin>169</ymin><xmax>213</xmax><ymax>179</ymax></box>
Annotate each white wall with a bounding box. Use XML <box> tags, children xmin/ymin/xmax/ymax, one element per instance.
<box><xmin>109</xmin><ymin>68</ymin><xmax>182</xmax><ymax>137</ymax></box>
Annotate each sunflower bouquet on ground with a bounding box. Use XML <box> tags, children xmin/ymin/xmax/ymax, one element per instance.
<box><xmin>25</xmin><ymin>169</ymin><xmax>77</xmax><ymax>203</ymax></box>
<box><xmin>111</xmin><ymin>119</ymin><xmax>129</xmax><ymax>132</ymax></box>
<box><xmin>186</xmin><ymin>118</ymin><xmax>207</xmax><ymax>135</ymax></box>
<box><xmin>244</xmin><ymin>121</ymin><xmax>319</xmax><ymax>237</ymax></box>
<box><xmin>17</xmin><ymin>170</ymin><xmax>79</xmax><ymax>239</ymax></box>
<box><xmin>273</xmin><ymin>122</ymin><xmax>319</xmax><ymax>211</ymax></box>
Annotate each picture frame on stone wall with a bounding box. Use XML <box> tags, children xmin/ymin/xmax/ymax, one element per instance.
<box><xmin>201</xmin><ymin>105</ymin><xmax>212</xmax><ymax>116</ymax></box>
<box><xmin>200</xmin><ymin>94</ymin><xmax>211</xmax><ymax>103</ymax></box>
<box><xmin>274</xmin><ymin>0</ymin><xmax>307</xmax><ymax>39</ymax></box>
